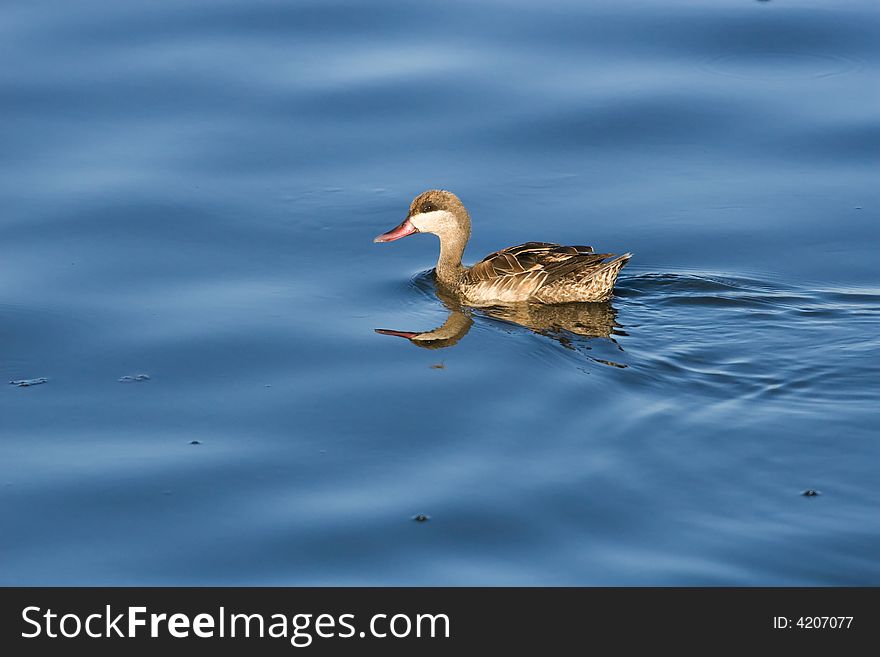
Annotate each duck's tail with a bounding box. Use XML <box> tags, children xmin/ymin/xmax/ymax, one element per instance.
<box><xmin>536</xmin><ymin>252</ymin><xmax>632</xmax><ymax>303</ymax></box>
<box><xmin>590</xmin><ymin>253</ymin><xmax>632</xmax><ymax>301</ymax></box>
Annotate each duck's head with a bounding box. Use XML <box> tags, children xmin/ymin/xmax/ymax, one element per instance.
<box><xmin>374</xmin><ymin>190</ymin><xmax>471</xmax><ymax>244</ymax></box>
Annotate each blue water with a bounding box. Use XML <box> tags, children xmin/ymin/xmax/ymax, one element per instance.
<box><xmin>1</xmin><ymin>0</ymin><xmax>878</xmax><ymax>585</ymax></box>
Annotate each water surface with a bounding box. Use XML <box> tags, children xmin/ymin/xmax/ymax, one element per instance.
<box><xmin>1</xmin><ymin>0</ymin><xmax>878</xmax><ymax>585</ymax></box>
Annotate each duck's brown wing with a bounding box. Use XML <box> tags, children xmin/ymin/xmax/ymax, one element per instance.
<box><xmin>468</xmin><ymin>242</ymin><xmax>594</xmax><ymax>282</ymax></box>
<box><xmin>466</xmin><ymin>242</ymin><xmax>609</xmax><ymax>284</ymax></box>
<box><xmin>465</xmin><ymin>241</ymin><xmax>628</xmax><ymax>303</ymax></box>
<box><xmin>475</xmin><ymin>242</ymin><xmax>594</xmax><ymax>266</ymax></box>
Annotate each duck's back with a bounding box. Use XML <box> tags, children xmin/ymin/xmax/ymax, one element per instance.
<box><xmin>460</xmin><ymin>242</ymin><xmax>631</xmax><ymax>305</ymax></box>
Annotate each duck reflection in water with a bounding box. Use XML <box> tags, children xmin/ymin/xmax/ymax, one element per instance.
<box><xmin>376</xmin><ymin>287</ymin><xmax>627</xmax><ymax>366</ymax></box>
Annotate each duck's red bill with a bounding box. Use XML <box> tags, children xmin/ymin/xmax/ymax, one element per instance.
<box><xmin>375</xmin><ymin>328</ymin><xmax>420</xmax><ymax>340</ymax></box>
<box><xmin>374</xmin><ymin>218</ymin><xmax>418</xmax><ymax>243</ymax></box>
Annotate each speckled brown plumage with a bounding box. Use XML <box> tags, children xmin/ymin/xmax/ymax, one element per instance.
<box><xmin>462</xmin><ymin>241</ymin><xmax>631</xmax><ymax>304</ymax></box>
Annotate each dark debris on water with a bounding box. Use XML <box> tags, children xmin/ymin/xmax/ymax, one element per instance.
<box><xmin>9</xmin><ymin>378</ymin><xmax>48</xmax><ymax>387</ymax></box>
<box><xmin>413</xmin><ymin>514</ymin><xmax>430</xmax><ymax>522</ymax></box>
<box><xmin>802</xmin><ymin>489</ymin><xmax>821</xmax><ymax>497</ymax></box>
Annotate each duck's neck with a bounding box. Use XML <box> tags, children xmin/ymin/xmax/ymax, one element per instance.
<box><xmin>412</xmin><ymin>310</ymin><xmax>473</xmax><ymax>347</ymax></box>
<box><xmin>436</xmin><ymin>232</ymin><xmax>468</xmax><ymax>286</ymax></box>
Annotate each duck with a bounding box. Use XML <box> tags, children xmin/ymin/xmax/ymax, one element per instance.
<box><xmin>374</xmin><ymin>189</ymin><xmax>632</xmax><ymax>305</ymax></box>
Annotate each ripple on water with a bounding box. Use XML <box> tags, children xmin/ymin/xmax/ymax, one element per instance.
<box><xmin>700</xmin><ymin>52</ymin><xmax>860</xmax><ymax>80</ymax></box>
<box><xmin>392</xmin><ymin>269</ymin><xmax>880</xmax><ymax>410</ymax></box>
<box><xmin>612</xmin><ymin>272</ymin><xmax>880</xmax><ymax>409</ymax></box>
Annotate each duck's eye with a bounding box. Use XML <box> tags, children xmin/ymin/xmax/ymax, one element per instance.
<box><xmin>421</xmin><ymin>202</ymin><xmax>435</xmax><ymax>213</ymax></box>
